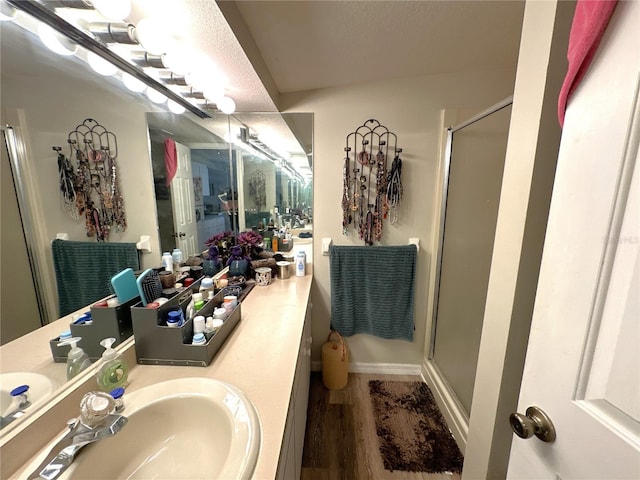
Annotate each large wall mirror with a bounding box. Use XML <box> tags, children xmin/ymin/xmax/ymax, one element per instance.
<box><xmin>0</xmin><ymin>8</ymin><xmax>312</xmax><ymax>436</ymax></box>
<box><xmin>146</xmin><ymin>112</ymin><xmax>313</xmax><ymax>259</ymax></box>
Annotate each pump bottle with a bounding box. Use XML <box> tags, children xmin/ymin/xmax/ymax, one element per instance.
<box><xmin>57</xmin><ymin>337</ymin><xmax>91</xmax><ymax>380</ymax></box>
<box><xmin>96</xmin><ymin>337</ymin><xmax>129</xmax><ymax>391</ymax></box>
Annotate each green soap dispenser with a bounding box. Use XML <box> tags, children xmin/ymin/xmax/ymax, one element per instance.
<box><xmin>96</xmin><ymin>337</ymin><xmax>129</xmax><ymax>391</ymax></box>
<box><xmin>57</xmin><ymin>337</ymin><xmax>91</xmax><ymax>380</ymax></box>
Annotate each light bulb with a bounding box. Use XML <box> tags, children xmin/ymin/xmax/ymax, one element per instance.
<box><xmin>135</xmin><ymin>18</ymin><xmax>170</xmax><ymax>55</ymax></box>
<box><xmin>218</xmin><ymin>96</ymin><xmax>236</xmax><ymax>114</ymax></box>
<box><xmin>87</xmin><ymin>52</ymin><xmax>117</xmax><ymax>76</ymax></box>
<box><xmin>203</xmin><ymin>83</ymin><xmax>224</xmax><ymax>104</ymax></box>
<box><xmin>167</xmin><ymin>100</ymin><xmax>186</xmax><ymax>114</ymax></box>
<box><xmin>38</xmin><ymin>24</ymin><xmax>77</xmax><ymax>56</ymax></box>
<box><xmin>0</xmin><ymin>0</ymin><xmax>17</xmax><ymax>21</ymax></box>
<box><xmin>92</xmin><ymin>0</ymin><xmax>130</xmax><ymax>21</ymax></box>
<box><xmin>146</xmin><ymin>88</ymin><xmax>167</xmax><ymax>104</ymax></box>
<box><xmin>162</xmin><ymin>43</ymin><xmax>194</xmax><ymax>76</ymax></box>
<box><xmin>122</xmin><ymin>72</ymin><xmax>146</xmax><ymax>92</ymax></box>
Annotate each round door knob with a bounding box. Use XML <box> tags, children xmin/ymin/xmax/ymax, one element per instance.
<box><xmin>509</xmin><ymin>406</ymin><xmax>556</xmax><ymax>443</ymax></box>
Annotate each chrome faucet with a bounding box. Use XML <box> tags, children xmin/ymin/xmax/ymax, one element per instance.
<box><xmin>0</xmin><ymin>385</ymin><xmax>31</xmax><ymax>430</ymax></box>
<box><xmin>27</xmin><ymin>392</ymin><xmax>127</xmax><ymax>480</ymax></box>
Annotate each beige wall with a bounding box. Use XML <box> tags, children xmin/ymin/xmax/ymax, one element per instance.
<box><xmin>281</xmin><ymin>69</ymin><xmax>516</xmax><ymax>367</ymax></box>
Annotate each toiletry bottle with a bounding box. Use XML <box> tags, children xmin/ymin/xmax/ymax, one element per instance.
<box><xmin>57</xmin><ymin>337</ymin><xmax>91</xmax><ymax>380</ymax></box>
<box><xmin>296</xmin><ymin>251</ymin><xmax>306</xmax><ymax>277</ymax></box>
<box><xmin>204</xmin><ymin>316</ymin><xmax>215</xmax><ymax>339</ymax></box>
<box><xmin>162</xmin><ymin>251</ymin><xmax>174</xmax><ymax>273</ymax></box>
<box><xmin>96</xmin><ymin>337</ymin><xmax>129</xmax><ymax>392</ymax></box>
<box><xmin>199</xmin><ymin>277</ymin><xmax>215</xmax><ymax>299</ymax></box>
<box><xmin>172</xmin><ymin>248</ymin><xmax>183</xmax><ymax>265</ymax></box>
<box><xmin>192</xmin><ymin>332</ymin><xmax>206</xmax><ymax>345</ymax></box>
<box><xmin>167</xmin><ymin>310</ymin><xmax>183</xmax><ymax>327</ymax></box>
<box><xmin>193</xmin><ymin>315</ymin><xmax>205</xmax><ymax>335</ymax></box>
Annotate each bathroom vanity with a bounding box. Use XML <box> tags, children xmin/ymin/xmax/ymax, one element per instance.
<box><xmin>1</xmin><ymin>271</ymin><xmax>313</xmax><ymax>479</ymax></box>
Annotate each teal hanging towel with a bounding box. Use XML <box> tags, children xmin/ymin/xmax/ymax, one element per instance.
<box><xmin>52</xmin><ymin>239</ymin><xmax>140</xmax><ymax>316</ymax></box>
<box><xmin>329</xmin><ymin>244</ymin><xmax>417</xmax><ymax>341</ymax></box>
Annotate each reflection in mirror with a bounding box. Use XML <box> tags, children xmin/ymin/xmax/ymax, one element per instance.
<box><xmin>0</xmin><ymin>3</ymin><xmax>313</xmax><ymax>438</ymax></box>
<box><xmin>147</xmin><ymin>113</ymin><xmax>313</xmax><ymax>260</ymax></box>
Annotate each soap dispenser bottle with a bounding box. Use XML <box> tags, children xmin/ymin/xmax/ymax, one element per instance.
<box><xmin>57</xmin><ymin>337</ymin><xmax>91</xmax><ymax>380</ymax></box>
<box><xmin>96</xmin><ymin>337</ymin><xmax>129</xmax><ymax>392</ymax></box>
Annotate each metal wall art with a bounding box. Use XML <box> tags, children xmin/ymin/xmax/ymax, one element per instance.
<box><xmin>55</xmin><ymin>118</ymin><xmax>126</xmax><ymax>241</ymax></box>
<box><xmin>342</xmin><ymin>119</ymin><xmax>404</xmax><ymax>245</ymax></box>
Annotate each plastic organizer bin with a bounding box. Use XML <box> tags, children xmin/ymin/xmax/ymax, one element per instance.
<box><xmin>130</xmin><ymin>287</ymin><xmax>242</xmax><ymax>367</ymax></box>
<box><xmin>49</xmin><ymin>295</ymin><xmax>139</xmax><ymax>363</ymax></box>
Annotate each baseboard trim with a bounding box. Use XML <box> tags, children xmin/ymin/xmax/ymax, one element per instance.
<box><xmin>311</xmin><ymin>361</ymin><xmax>422</xmax><ymax>376</ymax></box>
<box><xmin>422</xmin><ymin>359</ymin><xmax>469</xmax><ymax>454</ymax></box>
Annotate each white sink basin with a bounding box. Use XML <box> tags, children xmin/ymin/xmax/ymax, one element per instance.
<box><xmin>27</xmin><ymin>377</ymin><xmax>261</xmax><ymax>479</ymax></box>
<box><xmin>0</xmin><ymin>372</ymin><xmax>58</xmax><ymax>416</ymax></box>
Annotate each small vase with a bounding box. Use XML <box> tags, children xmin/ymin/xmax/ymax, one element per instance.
<box><xmin>228</xmin><ymin>259</ymin><xmax>249</xmax><ymax>277</ymax></box>
<box><xmin>203</xmin><ymin>259</ymin><xmax>222</xmax><ymax>276</ymax></box>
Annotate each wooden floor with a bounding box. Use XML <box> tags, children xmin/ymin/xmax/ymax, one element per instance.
<box><xmin>301</xmin><ymin>372</ymin><xmax>462</xmax><ymax>480</ymax></box>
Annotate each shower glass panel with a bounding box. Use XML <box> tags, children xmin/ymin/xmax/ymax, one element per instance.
<box><xmin>432</xmin><ymin>103</ymin><xmax>512</xmax><ymax>417</ymax></box>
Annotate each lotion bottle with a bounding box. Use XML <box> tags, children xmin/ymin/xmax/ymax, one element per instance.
<box><xmin>96</xmin><ymin>337</ymin><xmax>129</xmax><ymax>391</ymax></box>
<box><xmin>57</xmin><ymin>337</ymin><xmax>91</xmax><ymax>380</ymax></box>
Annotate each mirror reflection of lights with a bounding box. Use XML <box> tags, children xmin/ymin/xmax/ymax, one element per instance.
<box><xmin>167</xmin><ymin>100</ymin><xmax>186</xmax><ymax>114</ymax></box>
<box><xmin>0</xmin><ymin>0</ymin><xmax>17</xmax><ymax>21</ymax></box>
<box><xmin>122</xmin><ymin>72</ymin><xmax>146</xmax><ymax>92</ymax></box>
<box><xmin>218</xmin><ymin>96</ymin><xmax>236</xmax><ymax>114</ymax></box>
<box><xmin>146</xmin><ymin>88</ymin><xmax>167</xmax><ymax>104</ymax></box>
<box><xmin>87</xmin><ymin>52</ymin><xmax>118</xmax><ymax>76</ymax></box>
<box><xmin>37</xmin><ymin>23</ymin><xmax>77</xmax><ymax>56</ymax></box>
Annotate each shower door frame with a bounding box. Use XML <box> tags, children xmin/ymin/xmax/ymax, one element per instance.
<box><xmin>428</xmin><ymin>96</ymin><xmax>513</xmax><ymax>359</ymax></box>
<box><xmin>1</xmin><ymin>125</ymin><xmax>50</xmax><ymax>327</ymax></box>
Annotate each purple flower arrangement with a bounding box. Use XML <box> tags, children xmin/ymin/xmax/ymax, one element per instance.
<box><xmin>205</xmin><ymin>229</ymin><xmax>263</xmax><ymax>267</ymax></box>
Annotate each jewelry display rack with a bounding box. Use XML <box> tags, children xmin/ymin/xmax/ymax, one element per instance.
<box><xmin>342</xmin><ymin>119</ymin><xmax>404</xmax><ymax>244</ymax></box>
<box><xmin>54</xmin><ymin>118</ymin><xmax>126</xmax><ymax>241</ymax></box>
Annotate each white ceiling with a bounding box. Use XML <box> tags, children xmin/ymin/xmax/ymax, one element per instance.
<box><xmin>126</xmin><ymin>0</ymin><xmax>525</xmax><ymax>111</ymax></box>
<box><xmin>232</xmin><ymin>0</ymin><xmax>526</xmax><ymax>95</ymax></box>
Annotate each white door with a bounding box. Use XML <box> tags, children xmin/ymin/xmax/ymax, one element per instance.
<box><xmin>508</xmin><ymin>2</ymin><xmax>639</xmax><ymax>479</ymax></box>
<box><xmin>170</xmin><ymin>142</ymin><xmax>198</xmax><ymax>257</ymax></box>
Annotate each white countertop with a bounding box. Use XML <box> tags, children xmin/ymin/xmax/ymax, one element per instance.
<box><xmin>2</xmin><ymin>272</ymin><xmax>312</xmax><ymax>479</ymax></box>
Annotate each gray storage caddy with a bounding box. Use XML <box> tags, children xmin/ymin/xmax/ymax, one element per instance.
<box><xmin>130</xmin><ymin>288</ymin><xmax>241</xmax><ymax>367</ymax></box>
<box><xmin>49</xmin><ymin>295</ymin><xmax>139</xmax><ymax>362</ymax></box>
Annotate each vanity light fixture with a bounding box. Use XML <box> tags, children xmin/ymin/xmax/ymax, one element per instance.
<box><xmin>130</xmin><ymin>50</ymin><xmax>165</xmax><ymax>69</ymax></box>
<box><xmin>8</xmin><ymin>0</ymin><xmax>232</xmax><ymax>119</ymax></box>
<box><xmin>162</xmin><ymin>42</ymin><xmax>195</xmax><ymax>76</ymax></box>
<box><xmin>218</xmin><ymin>96</ymin><xmax>236</xmax><ymax>114</ymax></box>
<box><xmin>134</xmin><ymin>17</ymin><xmax>170</xmax><ymax>55</ymax></box>
<box><xmin>88</xmin><ymin>22</ymin><xmax>136</xmax><ymax>45</ymax></box>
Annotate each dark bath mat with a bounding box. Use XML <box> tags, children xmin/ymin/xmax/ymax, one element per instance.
<box><xmin>368</xmin><ymin>380</ymin><xmax>464</xmax><ymax>473</ymax></box>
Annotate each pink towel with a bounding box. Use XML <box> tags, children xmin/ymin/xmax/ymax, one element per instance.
<box><xmin>164</xmin><ymin>138</ymin><xmax>177</xmax><ymax>186</ymax></box>
<box><xmin>558</xmin><ymin>0</ymin><xmax>618</xmax><ymax>127</ymax></box>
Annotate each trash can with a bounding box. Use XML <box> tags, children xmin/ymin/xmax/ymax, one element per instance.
<box><xmin>322</xmin><ymin>330</ymin><xmax>349</xmax><ymax>390</ymax></box>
